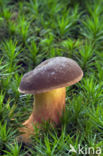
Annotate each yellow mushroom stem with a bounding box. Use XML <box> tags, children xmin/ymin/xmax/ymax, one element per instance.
<box><xmin>19</xmin><ymin>87</ymin><xmax>66</xmax><ymax>143</ymax></box>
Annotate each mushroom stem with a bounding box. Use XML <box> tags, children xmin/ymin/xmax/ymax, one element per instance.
<box><xmin>19</xmin><ymin>87</ymin><xmax>66</xmax><ymax>142</ymax></box>
<box><xmin>33</xmin><ymin>87</ymin><xmax>66</xmax><ymax>124</ymax></box>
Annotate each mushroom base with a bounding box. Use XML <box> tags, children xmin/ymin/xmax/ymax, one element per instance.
<box><xmin>19</xmin><ymin>87</ymin><xmax>66</xmax><ymax>143</ymax></box>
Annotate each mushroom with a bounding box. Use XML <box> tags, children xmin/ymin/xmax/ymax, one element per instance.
<box><xmin>18</xmin><ymin>57</ymin><xmax>83</xmax><ymax>142</ymax></box>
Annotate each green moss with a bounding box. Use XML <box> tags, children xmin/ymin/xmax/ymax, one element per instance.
<box><xmin>0</xmin><ymin>0</ymin><xmax>103</xmax><ymax>155</ymax></box>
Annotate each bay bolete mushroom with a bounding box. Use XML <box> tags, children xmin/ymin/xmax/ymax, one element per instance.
<box><xmin>18</xmin><ymin>57</ymin><xmax>83</xmax><ymax>142</ymax></box>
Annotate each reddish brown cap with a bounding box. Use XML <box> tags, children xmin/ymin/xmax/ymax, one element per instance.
<box><xmin>18</xmin><ymin>57</ymin><xmax>83</xmax><ymax>94</ymax></box>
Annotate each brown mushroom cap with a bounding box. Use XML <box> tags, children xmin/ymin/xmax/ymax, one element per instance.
<box><xmin>18</xmin><ymin>57</ymin><xmax>83</xmax><ymax>94</ymax></box>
